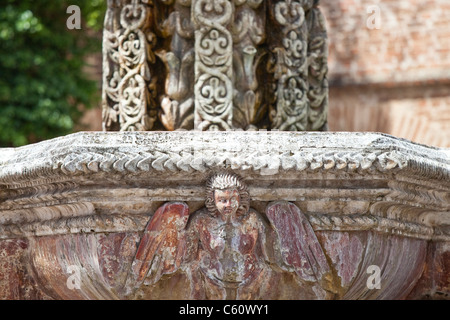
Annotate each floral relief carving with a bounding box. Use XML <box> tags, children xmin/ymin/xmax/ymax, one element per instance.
<box><xmin>157</xmin><ymin>0</ymin><xmax>196</xmax><ymax>130</ymax></box>
<box><xmin>102</xmin><ymin>0</ymin><xmax>329</xmax><ymax>131</ymax></box>
<box><xmin>192</xmin><ymin>0</ymin><xmax>234</xmax><ymax>131</ymax></box>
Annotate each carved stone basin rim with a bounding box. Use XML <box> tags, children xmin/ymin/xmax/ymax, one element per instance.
<box><xmin>0</xmin><ymin>131</ymin><xmax>448</xmax><ymax>243</ymax></box>
<box><xmin>0</xmin><ymin>131</ymin><xmax>448</xmax><ymax>181</ymax></box>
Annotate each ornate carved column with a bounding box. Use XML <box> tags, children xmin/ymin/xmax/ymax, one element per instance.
<box><xmin>157</xmin><ymin>0</ymin><xmax>196</xmax><ymax>130</ymax></box>
<box><xmin>101</xmin><ymin>0</ymin><xmax>329</xmax><ymax>131</ymax></box>
<box><xmin>268</xmin><ymin>0</ymin><xmax>328</xmax><ymax>131</ymax></box>
<box><xmin>306</xmin><ymin>0</ymin><xmax>328</xmax><ymax>131</ymax></box>
<box><xmin>232</xmin><ymin>0</ymin><xmax>266</xmax><ymax>130</ymax></box>
<box><xmin>192</xmin><ymin>0</ymin><xmax>235</xmax><ymax>131</ymax></box>
<box><xmin>1</xmin><ymin>0</ymin><xmax>449</xmax><ymax>303</ymax></box>
<box><xmin>102</xmin><ymin>0</ymin><xmax>158</xmax><ymax>132</ymax></box>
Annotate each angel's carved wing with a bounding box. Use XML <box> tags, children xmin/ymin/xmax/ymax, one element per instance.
<box><xmin>128</xmin><ymin>202</ymin><xmax>190</xmax><ymax>289</ymax></box>
<box><xmin>265</xmin><ymin>201</ymin><xmax>330</xmax><ymax>282</ymax></box>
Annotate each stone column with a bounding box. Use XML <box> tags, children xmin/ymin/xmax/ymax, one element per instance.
<box><xmin>101</xmin><ymin>0</ymin><xmax>329</xmax><ymax>131</ymax></box>
<box><xmin>192</xmin><ymin>0</ymin><xmax>234</xmax><ymax>131</ymax></box>
<box><xmin>102</xmin><ymin>0</ymin><xmax>158</xmax><ymax>132</ymax></box>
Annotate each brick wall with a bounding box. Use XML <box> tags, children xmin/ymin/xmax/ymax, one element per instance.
<box><xmin>322</xmin><ymin>0</ymin><xmax>450</xmax><ymax>147</ymax></box>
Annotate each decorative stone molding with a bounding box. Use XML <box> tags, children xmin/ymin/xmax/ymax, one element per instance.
<box><xmin>1</xmin><ymin>131</ymin><xmax>447</xmax><ymax>181</ymax></box>
<box><xmin>102</xmin><ymin>0</ymin><xmax>329</xmax><ymax>131</ymax></box>
<box><xmin>0</xmin><ymin>131</ymin><xmax>448</xmax><ymax>299</ymax></box>
<box><xmin>0</xmin><ymin>132</ymin><xmax>448</xmax><ymax>240</ymax></box>
<box><xmin>102</xmin><ymin>0</ymin><xmax>158</xmax><ymax>132</ymax></box>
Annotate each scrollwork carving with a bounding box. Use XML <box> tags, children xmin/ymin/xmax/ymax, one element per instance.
<box><xmin>102</xmin><ymin>0</ymin><xmax>158</xmax><ymax>132</ymax></box>
<box><xmin>269</xmin><ymin>0</ymin><xmax>310</xmax><ymax>131</ymax></box>
<box><xmin>102</xmin><ymin>0</ymin><xmax>329</xmax><ymax>131</ymax></box>
<box><xmin>306</xmin><ymin>0</ymin><xmax>328</xmax><ymax>130</ymax></box>
<box><xmin>192</xmin><ymin>0</ymin><xmax>234</xmax><ymax>131</ymax></box>
<box><xmin>231</xmin><ymin>0</ymin><xmax>266</xmax><ymax>130</ymax></box>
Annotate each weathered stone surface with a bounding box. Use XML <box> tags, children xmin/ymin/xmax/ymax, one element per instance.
<box><xmin>2</xmin><ymin>0</ymin><xmax>448</xmax><ymax>301</ymax></box>
<box><xmin>0</xmin><ymin>131</ymin><xmax>448</xmax><ymax>299</ymax></box>
<box><xmin>0</xmin><ymin>239</ymin><xmax>48</xmax><ymax>299</ymax></box>
<box><xmin>125</xmin><ymin>175</ymin><xmax>335</xmax><ymax>299</ymax></box>
<box><xmin>315</xmin><ymin>231</ymin><xmax>365</xmax><ymax>288</ymax></box>
<box><xmin>265</xmin><ymin>201</ymin><xmax>331</xmax><ymax>283</ymax></box>
<box><xmin>102</xmin><ymin>0</ymin><xmax>329</xmax><ymax>132</ymax></box>
<box><xmin>128</xmin><ymin>202</ymin><xmax>190</xmax><ymax>292</ymax></box>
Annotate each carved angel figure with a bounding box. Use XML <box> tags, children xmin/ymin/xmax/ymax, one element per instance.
<box><xmin>125</xmin><ymin>173</ymin><xmax>335</xmax><ymax>299</ymax></box>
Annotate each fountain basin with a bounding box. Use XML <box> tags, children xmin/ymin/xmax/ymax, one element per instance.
<box><xmin>0</xmin><ymin>131</ymin><xmax>448</xmax><ymax>299</ymax></box>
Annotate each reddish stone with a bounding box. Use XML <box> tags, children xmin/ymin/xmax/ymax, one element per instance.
<box><xmin>97</xmin><ymin>232</ymin><xmax>140</xmax><ymax>289</ymax></box>
<box><xmin>0</xmin><ymin>239</ymin><xmax>49</xmax><ymax>299</ymax></box>
<box><xmin>316</xmin><ymin>231</ymin><xmax>365</xmax><ymax>288</ymax></box>
<box><xmin>407</xmin><ymin>242</ymin><xmax>450</xmax><ymax>299</ymax></box>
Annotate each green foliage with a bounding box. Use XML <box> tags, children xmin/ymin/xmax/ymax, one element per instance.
<box><xmin>0</xmin><ymin>0</ymin><xmax>106</xmax><ymax>147</ymax></box>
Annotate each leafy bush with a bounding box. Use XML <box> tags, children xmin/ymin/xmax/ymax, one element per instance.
<box><xmin>0</xmin><ymin>0</ymin><xmax>106</xmax><ymax>147</ymax></box>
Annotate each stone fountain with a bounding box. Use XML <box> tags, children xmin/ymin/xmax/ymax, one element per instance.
<box><xmin>0</xmin><ymin>0</ymin><xmax>448</xmax><ymax>300</ymax></box>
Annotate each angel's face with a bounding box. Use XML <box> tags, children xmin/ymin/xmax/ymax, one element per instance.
<box><xmin>214</xmin><ymin>189</ymin><xmax>240</xmax><ymax>220</ymax></box>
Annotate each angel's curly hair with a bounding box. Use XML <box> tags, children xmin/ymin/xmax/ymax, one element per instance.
<box><xmin>205</xmin><ymin>173</ymin><xmax>250</xmax><ymax>217</ymax></box>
